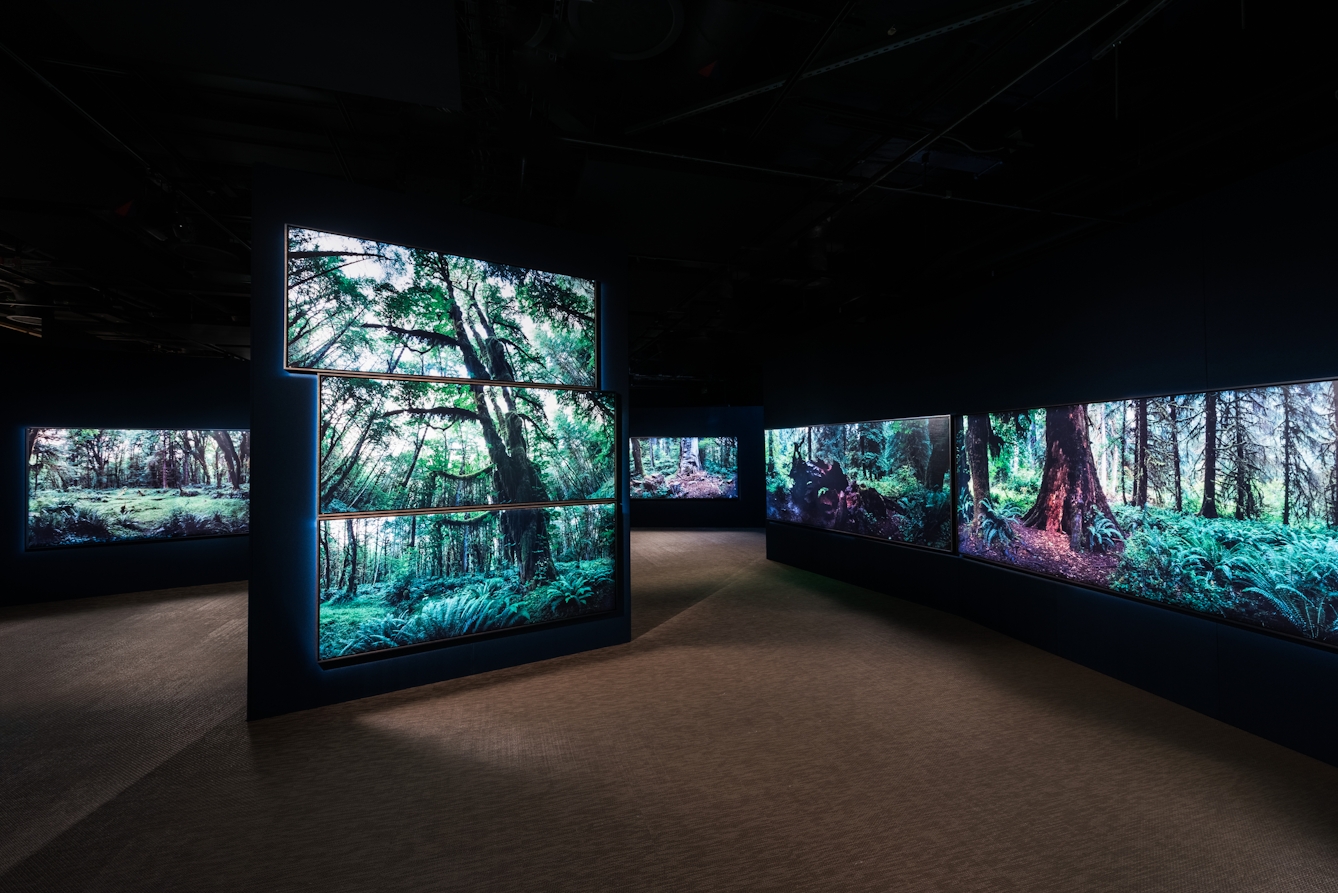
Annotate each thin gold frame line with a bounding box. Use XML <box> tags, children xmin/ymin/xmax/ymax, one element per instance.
<box><xmin>294</xmin><ymin>367</ymin><xmax>600</xmax><ymax>391</ymax></box>
<box><xmin>318</xmin><ymin>500</ymin><xmax>618</xmax><ymax>521</ymax></box>
<box><xmin>282</xmin><ymin>223</ymin><xmax>600</xmax><ymax>390</ymax></box>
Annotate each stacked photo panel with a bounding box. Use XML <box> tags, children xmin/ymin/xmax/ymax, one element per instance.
<box><xmin>288</xmin><ymin>225</ymin><xmax>618</xmax><ymax>663</ymax></box>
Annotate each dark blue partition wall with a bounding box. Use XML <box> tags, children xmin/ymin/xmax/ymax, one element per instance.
<box><xmin>629</xmin><ymin>405</ymin><xmax>763</xmax><ymax>527</ymax></box>
<box><xmin>249</xmin><ymin>166</ymin><xmax>630</xmax><ymax>720</ymax></box>
<box><xmin>765</xmin><ymin>140</ymin><xmax>1338</xmax><ymax>767</ymax></box>
<box><xmin>0</xmin><ymin>343</ymin><xmax>249</xmax><ymax>607</ymax></box>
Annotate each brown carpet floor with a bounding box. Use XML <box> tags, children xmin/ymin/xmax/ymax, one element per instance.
<box><xmin>3</xmin><ymin>529</ymin><xmax>1337</xmax><ymax>892</ymax></box>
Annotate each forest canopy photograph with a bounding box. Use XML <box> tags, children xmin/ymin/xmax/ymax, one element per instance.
<box><xmin>318</xmin><ymin>503</ymin><xmax>616</xmax><ymax>660</ymax></box>
<box><xmin>287</xmin><ymin>226</ymin><xmax>596</xmax><ymax>387</ymax></box>
<box><xmin>320</xmin><ymin>376</ymin><xmax>615</xmax><ymax>514</ymax></box>
<box><xmin>26</xmin><ymin>427</ymin><xmax>250</xmax><ymax>549</ymax></box>
<box><xmin>766</xmin><ymin>417</ymin><xmax>953</xmax><ymax>550</ymax></box>
<box><xmin>629</xmin><ymin>436</ymin><xmax>737</xmax><ymax>499</ymax></box>
<box><xmin>958</xmin><ymin>380</ymin><xmax>1338</xmax><ymax>645</ymax></box>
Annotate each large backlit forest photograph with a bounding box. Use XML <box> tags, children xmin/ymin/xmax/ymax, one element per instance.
<box><xmin>318</xmin><ymin>504</ymin><xmax>616</xmax><ymax>660</ymax></box>
<box><xmin>629</xmin><ymin>436</ymin><xmax>737</xmax><ymax>498</ymax></box>
<box><xmin>26</xmin><ymin>428</ymin><xmax>250</xmax><ymax>548</ymax></box>
<box><xmin>958</xmin><ymin>381</ymin><xmax>1338</xmax><ymax>644</ymax></box>
<box><xmin>320</xmin><ymin>377</ymin><xmax>614</xmax><ymax>514</ymax></box>
<box><xmin>287</xmin><ymin>227</ymin><xmax>595</xmax><ymax>386</ymax></box>
<box><xmin>766</xmin><ymin>418</ymin><xmax>953</xmax><ymax>550</ymax></box>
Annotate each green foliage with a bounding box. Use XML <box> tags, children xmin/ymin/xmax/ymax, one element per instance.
<box><xmin>406</xmin><ymin>592</ymin><xmax>515</xmax><ymax>642</ymax></box>
<box><xmin>318</xmin><ymin>506</ymin><xmax>616</xmax><ymax>659</ymax></box>
<box><xmin>286</xmin><ymin>227</ymin><xmax>594</xmax><ymax>385</ymax></box>
<box><xmin>1110</xmin><ymin>506</ymin><xmax>1338</xmax><ymax>636</ymax></box>
<box><xmin>27</xmin><ymin>486</ymin><xmax>249</xmax><ymax>548</ymax></box>
<box><xmin>977</xmin><ymin>499</ymin><xmax>1021</xmax><ymax>554</ymax></box>
<box><xmin>1084</xmin><ymin>513</ymin><xmax>1124</xmax><ymax>553</ymax></box>
<box><xmin>1236</xmin><ymin>542</ymin><xmax>1338</xmax><ymax>639</ymax></box>
<box><xmin>337</xmin><ymin>615</ymin><xmax>411</xmax><ymax>658</ymax></box>
<box><xmin>540</xmin><ymin>569</ymin><xmax>597</xmax><ymax>607</ymax></box>
<box><xmin>896</xmin><ymin>486</ymin><xmax>953</xmax><ymax>549</ymax></box>
<box><xmin>27</xmin><ymin>505</ymin><xmax>111</xmax><ymax>546</ymax></box>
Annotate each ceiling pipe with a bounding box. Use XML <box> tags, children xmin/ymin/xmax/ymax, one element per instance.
<box><xmin>748</xmin><ymin>1</ymin><xmax>857</xmax><ymax>140</ymax></box>
<box><xmin>561</xmin><ymin>137</ymin><xmax>1111</xmax><ymax>221</ymax></box>
<box><xmin>625</xmin><ymin>0</ymin><xmax>1042</xmax><ymax>134</ymax></box>
<box><xmin>819</xmin><ymin>0</ymin><xmax>1136</xmax><ymax>226</ymax></box>
<box><xmin>0</xmin><ymin>40</ymin><xmax>252</xmax><ymax>252</ymax></box>
<box><xmin>1092</xmin><ymin>0</ymin><xmax>1174</xmax><ymax>60</ymax></box>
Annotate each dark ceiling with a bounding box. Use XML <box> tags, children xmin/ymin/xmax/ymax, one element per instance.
<box><xmin>3</xmin><ymin>0</ymin><xmax>1336</xmax><ymax>404</ymax></box>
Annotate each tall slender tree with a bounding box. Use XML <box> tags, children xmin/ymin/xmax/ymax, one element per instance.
<box><xmin>964</xmin><ymin>415</ymin><xmax>992</xmax><ymax>523</ymax></box>
<box><xmin>1201</xmin><ymin>392</ymin><xmax>1220</xmax><ymax>518</ymax></box>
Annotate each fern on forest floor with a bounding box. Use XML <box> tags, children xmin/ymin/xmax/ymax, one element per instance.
<box><xmin>28</xmin><ymin>486</ymin><xmax>249</xmax><ymax>545</ymax></box>
<box><xmin>1110</xmin><ymin>506</ymin><xmax>1338</xmax><ymax>639</ymax></box>
<box><xmin>318</xmin><ymin>560</ymin><xmax>618</xmax><ymax>659</ymax></box>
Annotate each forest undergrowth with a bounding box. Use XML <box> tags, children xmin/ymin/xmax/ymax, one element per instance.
<box><xmin>319</xmin><ymin>557</ymin><xmax>614</xmax><ymax>660</ymax></box>
<box><xmin>766</xmin><ymin>419</ymin><xmax>953</xmax><ymax>550</ymax></box>
<box><xmin>28</xmin><ymin>485</ymin><xmax>250</xmax><ymax>547</ymax></box>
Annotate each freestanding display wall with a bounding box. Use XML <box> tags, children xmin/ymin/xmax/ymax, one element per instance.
<box><xmin>629</xmin><ymin>405</ymin><xmax>763</xmax><ymax>528</ymax></box>
<box><xmin>765</xmin><ymin>141</ymin><xmax>1338</xmax><ymax>767</ymax></box>
<box><xmin>249</xmin><ymin>166</ymin><xmax>629</xmax><ymax>719</ymax></box>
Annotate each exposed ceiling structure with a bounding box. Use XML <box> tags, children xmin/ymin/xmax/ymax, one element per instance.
<box><xmin>3</xmin><ymin>0</ymin><xmax>1335</xmax><ymax>403</ymax></box>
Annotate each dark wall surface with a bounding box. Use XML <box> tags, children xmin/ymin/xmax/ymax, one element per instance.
<box><xmin>0</xmin><ymin>343</ymin><xmax>250</xmax><ymax>607</ymax></box>
<box><xmin>765</xmin><ymin>141</ymin><xmax>1338</xmax><ymax>767</ymax></box>
<box><xmin>629</xmin><ymin>405</ymin><xmax>764</xmax><ymax>527</ymax></box>
<box><xmin>249</xmin><ymin>166</ymin><xmax>630</xmax><ymax>720</ymax></box>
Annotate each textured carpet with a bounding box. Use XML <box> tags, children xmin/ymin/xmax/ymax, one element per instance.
<box><xmin>3</xmin><ymin>530</ymin><xmax>1338</xmax><ymax>892</ymax></box>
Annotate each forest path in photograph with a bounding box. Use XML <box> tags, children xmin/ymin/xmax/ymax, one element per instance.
<box><xmin>958</xmin><ymin>383</ymin><xmax>1338</xmax><ymax>645</ymax></box>
<box><xmin>630</xmin><ymin>437</ymin><xmax>737</xmax><ymax>499</ymax></box>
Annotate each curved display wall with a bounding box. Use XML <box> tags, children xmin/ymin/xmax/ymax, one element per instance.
<box><xmin>767</xmin><ymin>382</ymin><xmax>1338</xmax><ymax>652</ymax></box>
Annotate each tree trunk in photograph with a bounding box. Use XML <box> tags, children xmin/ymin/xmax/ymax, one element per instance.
<box><xmin>1332</xmin><ymin>382</ymin><xmax>1338</xmax><ymax>525</ymax></box>
<box><xmin>160</xmin><ymin>431</ymin><xmax>170</xmax><ymax>490</ymax></box>
<box><xmin>678</xmin><ymin>437</ymin><xmax>701</xmax><ymax>476</ymax></box>
<box><xmin>1168</xmin><ymin>399</ymin><xmax>1183</xmax><ymax>513</ymax></box>
<box><xmin>1119</xmin><ymin>401</ymin><xmax>1128</xmax><ymax>504</ymax></box>
<box><xmin>632</xmin><ymin>438</ymin><xmax>644</xmax><ymax>478</ymax></box>
<box><xmin>1022</xmin><ymin>405</ymin><xmax>1117</xmax><ymax>538</ymax></box>
<box><xmin>1233</xmin><ymin>395</ymin><xmax>1254</xmax><ymax>520</ymax></box>
<box><xmin>699</xmin><ymin>441</ymin><xmax>707</xmax><ymax>470</ymax></box>
<box><xmin>212</xmin><ymin>430</ymin><xmax>244</xmax><ymax>489</ymax></box>
<box><xmin>965</xmin><ymin>415</ymin><xmax>991</xmax><ymax>522</ymax></box>
<box><xmin>345</xmin><ymin>518</ymin><xmax>358</xmax><ymax>598</ymax></box>
<box><xmin>1200</xmin><ymin>392</ymin><xmax>1219</xmax><ymax>518</ymax></box>
<box><xmin>1282</xmin><ymin>387</ymin><xmax>1293</xmax><ymax>526</ymax></box>
<box><xmin>320</xmin><ymin>525</ymin><xmax>330</xmax><ymax>591</ymax></box>
<box><xmin>926</xmin><ymin>417</ymin><xmax>951</xmax><ymax>489</ymax></box>
<box><xmin>1135</xmin><ymin>398</ymin><xmax>1149</xmax><ymax>508</ymax></box>
<box><xmin>462</xmin><ymin>523</ymin><xmax>470</xmax><ymax>575</ymax></box>
<box><xmin>807</xmin><ymin>427</ymin><xmax>812</xmax><ymax>461</ymax></box>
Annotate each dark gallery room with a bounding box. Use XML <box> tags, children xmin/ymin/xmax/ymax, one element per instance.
<box><xmin>5</xmin><ymin>1</ymin><xmax>1338</xmax><ymax>889</ymax></box>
